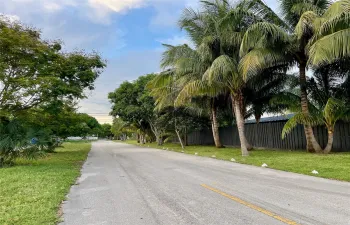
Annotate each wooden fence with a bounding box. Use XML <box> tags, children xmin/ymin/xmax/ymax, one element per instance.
<box><xmin>185</xmin><ymin>121</ymin><xmax>350</xmax><ymax>152</ymax></box>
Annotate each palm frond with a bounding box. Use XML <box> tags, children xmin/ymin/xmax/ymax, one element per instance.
<box><xmin>280</xmin><ymin>0</ymin><xmax>329</xmax><ymax>27</ymax></box>
<box><xmin>207</xmin><ymin>55</ymin><xmax>241</xmax><ymax>90</ymax></box>
<box><xmin>315</xmin><ymin>1</ymin><xmax>350</xmax><ymax>38</ymax></box>
<box><xmin>270</xmin><ymin>91</ymin><xmax>301</xmax><ymax>113</ymax></box>
<box><xmin>146</xmin><ymin>71</ymin><xmax>173</xmax><ymax>90</ymax></box>
<box><xmin>323</xmin><ymin>97</ymin><xmax>349</xmax><ymax>127</ymax></box>
<box><xmin>291</xmin><ymin>2</ymin><xmax>324</xmax><ymax>16</ymax></box>
<box><xmin>241</xmin><ymin>0</ymin><xmax>290</xmax><ymax>30</ymax></box>
<box><xmin>308</xmin><ymin>28</ymin><xmax>350</xmax><ymax>66</ymax></box>
<box><xmin>240</xmin><ymin>22</ymin><xmax>290</xmax><ymax>57</ymax></box>
<box><xmin>322</xmin><ymin>0</ymin><xmax>350</xmax><ymax>20</ymax></box>
<box><xmin>161</xmin><ymin>44</ymin><xmax>197</xmax><ymax>69</ymax></box>
<box><xmin>282</xmin><ymin>113</ymin><xmax>323</xmax><ymax>139</ymax></box>
<box><xmin>295</xmin><ymin>11</ymin><xmax>319</xmax><ymax>40</ymax></box>
<box><xmin>239</xmin><ymin>48</ymin><xmax>289</xmax><ymax>79</ymax></box>
<box><xmin>175</xmin><ymin>80</ymin><xmax>226</xmax><ymax>106</ymax></box>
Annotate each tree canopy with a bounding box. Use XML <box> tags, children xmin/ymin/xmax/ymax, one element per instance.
<box><xmin>0</xmin><ymin>18</ymin><xmax>105</xmax><ymax>165</ymax></box>
<box><xmin>0</xmin><ymin>19</ymin><xmax>105</xmax><ymax>117</ymax></box>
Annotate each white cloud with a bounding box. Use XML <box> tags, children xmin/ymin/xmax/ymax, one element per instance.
<box><xmin>88</xmin><ymin>0</ymin><xmax>144</xmax><ymax>13</ymax></box>
<box><xmin>43</xmin><ymin>2</ymin><xmax>62</xmax><ymax>12</ymax></box>
<box><xmin>86</xmin><ymin>0</ymin><xmax>196</xmax><ymax>24</ymax></box>
<box><xmin>0</xmin><ymin>14</ymin><xmax>20</xmax><ymax>23</ymax></box>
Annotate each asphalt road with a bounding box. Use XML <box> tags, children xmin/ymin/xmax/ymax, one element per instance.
<box><xmin>60</xmin><ymin>141</ymin><xmax>350</xmax><ymax>225</ymax></box>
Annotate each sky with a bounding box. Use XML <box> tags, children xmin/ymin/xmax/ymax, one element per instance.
<box><xmin>1</xmin><ymin>0</ymin><xmax>278</xmax><ymax>124</ymax></box>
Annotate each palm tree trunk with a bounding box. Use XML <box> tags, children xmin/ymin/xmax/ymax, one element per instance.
<box><xmin>243</xmin><ymin>133</ymin><xmax>253</xmax><ymax>151</ymax></box>
<box><xmin>231</xmin><ymin>94</ymin><xmax>252</xmax><ymax>151</ymax></box>
<box><xmin>140</xmin><ymin>134</ymin><xmax>143</xmax><ymax>144</ymax></box>
<box><xmin>210</xmin><ymin>104</ymin><xmax>223</xmax><ymax>148</ymax></box>
<box><xmin>174</xmin><ymin>116</ymin><xmax>184</xmax><ymax>149</ymax></box>
<box><xmin>232</xmin><ymin>94</ymin><xmax>249</xmax><ymax>156</ymax></box>
<box><xmin>142</xmin><ymin>134</ymin><xmax>146</xmax><ymax>144</ymax></box>
<box><xmin>323</xmin><ymin>128</ymin><xmax>334</xmax><ymax>154</ymax></box>
<box><xmin>175</xmin><ymin>129</ymin><xmax>184</xmax><ymax>149</ymax></box>
<box><xmin>299</xmin><ymin>63</ymin><xmax>322</xmax><ymax>153</ymax></box>
<box><xmin>239</xmin><ymin>100</ymin><xmax>253</xmax><ymax>151</ymax></box>
<box><xmin>238</xmin><ymin>94</ymin><xmax>253</xmax><ymax>150</ymax></box>
<box><xmin>184</xmin><ymin>134</ymin><xmax>188</xmax><ymax>146</ymax></box>
<box><xmin>156</xmin><ymin>136</ymin><xmax>163</xmax><ymax>146</ymax></box>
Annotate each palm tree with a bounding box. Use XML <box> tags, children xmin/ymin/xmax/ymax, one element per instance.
<box><xmin>178</xmin><ymin>0</ymin><xmax>254</xmax><ymax>155</ymax></box>
<box><xmin>272</xmin><ymin>66</ymin><xmax>350</xmax><ymax>154</ymax></box>
<box><xmin>206</xmin><ymin>55</ymin><xmax>252</xmax><ymax>155</ymax></box>
<box><xmin>282</xmin><ymin>98</ymin><xmax>350</xmax><ymax>153</ymax></box>
<box><xmin>175</xmin><ymin>79</ymin><xmax>227</xmax><ymax>148</ymax></box>
<box><xmin>149</xmin><ymin>44</ymin><xmax>226</xmax><ymax>148</ymax></box>
<box><xmin>240</xmin><ymin>0</ymin><xmax>332</xmax><ymax>152</ymax></box>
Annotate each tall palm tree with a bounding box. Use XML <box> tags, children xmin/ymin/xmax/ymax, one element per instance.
<box><xmin>240</xmin><ymin>0</ymin><xmax>332</xmax><ymax>152</ymax></box>
<box><xmin>150</xmin><ymin>44</ymin><xmax>226</xmax><ymax>148</ymax></box>
<box><xmin>179</xmin><ymin>0</ymin><xmax>254</xmax><ymax>155</ymax></box>
<box><xmin>175</xmin><ymin>78</ymin><xmax>227</xmax><ymax>148</ymax></box>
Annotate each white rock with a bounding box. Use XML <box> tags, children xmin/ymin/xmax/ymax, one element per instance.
<box><xmin>311</xmin><ymin>170</ymin><xmax>319</xmax><ymax>174</ymax></box>
<box><xmin>212</xmin><ymin>155</ymin><xmax>216</xmax><ymax>158</ymax></box>
<box><xmin>195</xmin><ymin>152</ymin><xmax>198</xmax><ymax>155</ymax></box>
<box><xmin>147</xmin><ymin>145</ymin><xmax>149</xmax><ymax>147</ymax></box>
<box><xmin>166</xmin><ymin>148</ymin><xmax>169</xmax><ymax>150</ymax></box>
<box><xmin>261</xmin><ymin>163</ymin><xmax>268</xmax><ymax>168</ymax></box>
<box><xmin>181</xmin><ymin>150</ymin><xmax>185</xmax><ymax>153</ymax></box>
<box><xmin>230</xmin><ymin>158</ymin><xmax>236</xmax><ymax>162</ymax></box>
<box><xmin>162</xmin><ymin>147</ymin><xmax>165</xmax><ymax>150</ymax></box>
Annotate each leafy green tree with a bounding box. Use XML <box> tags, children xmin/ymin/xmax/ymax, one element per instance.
<box><xmin>0</xmin><ymin>18</ymin><xmax>105</xmax><ymax>117</ymax></box>
<box><xmin>111</xmin><ymin>117</ymin><xmax>129</xmax><ymax>140</ymax></box>
<box><xmin>69</xmin><ymin>113</ymin><xmax>101</xmax><ymax>138</ymax></box>
<box><xmin>99</xmin><ymin>124</ymin><xmax>113</xmax><ymax>139</ymax></box>
<box><xmin>0</xmin><ymin>19</ymin><xmax>104</xmax><ymax>165</ymax></box>
<box><xmin>109</xmin><ymin>74</ymin><xmax>159</xmax><ymax>144</ymax></box>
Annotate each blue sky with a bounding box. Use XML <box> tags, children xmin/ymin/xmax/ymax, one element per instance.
<box><xmin>1</xmin><ymin>0</ymin><xmax>278</xmax><ymax>123</ymax></box>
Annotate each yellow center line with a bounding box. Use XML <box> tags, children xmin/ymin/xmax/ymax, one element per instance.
<box><xmin>201</xmin><ymin>184</ymin><xmax>300</xmax><ymax>225</ymax></box>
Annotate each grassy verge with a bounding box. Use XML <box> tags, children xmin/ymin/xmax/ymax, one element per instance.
<box><xmin>119</xmin><ymin>140</ymin><xmax>350</xmax><ymax>182</ymax></box>
<box><xmin>0</xmin><ymin>142</ymin><xmax>91</xmax><ymax>225</ymax></box>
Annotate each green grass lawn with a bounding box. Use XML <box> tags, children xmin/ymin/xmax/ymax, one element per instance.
<box><xmin>0</xmin><ymin>142</ymin><xmax>91</xmax><ymax>225</ymax></box>
<box><xmin>120</xmin><ymin>140</ymin><xmax>350</xmax><ymax>182</ymax></box>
